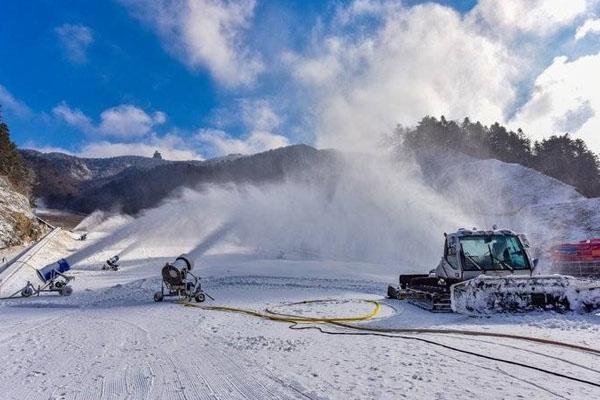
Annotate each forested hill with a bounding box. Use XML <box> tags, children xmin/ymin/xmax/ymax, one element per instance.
<box><xmin>20</xmin><ymin>149</ymin><xmax>173</xmax><ymax>210</ymax></box>
<box><xmin>0</xmin><ymin>116</ymin><xmax>45</xmax><ymax>246</ymax></box>
<box><xmin>23</xmin><ymin>145</ymin><xmax>340</xmax><ymax>215</ymax></box>
<box><xmin>8</xmin><ymin>114</ymin><xmax>600</xmax><ymax>217</ymax></box>
<box><xmin>398</xmin><ymin>116</ymin><xmax>600</xmax><ymax>197</ymax></box>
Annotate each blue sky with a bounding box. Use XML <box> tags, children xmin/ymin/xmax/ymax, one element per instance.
<box><xmin>1</xmin><ymin>0</ymin><xmax>599</xmax><ymax>159</ymax></box>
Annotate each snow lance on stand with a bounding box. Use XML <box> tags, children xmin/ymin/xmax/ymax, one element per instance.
<box><xmin>153</xmin><ymin>254</ymin><xmax>210</xmax><ymax>303</ymax></box>
<box><xmin>388</xmin><ymin>227</ymin><xmax>600</xmax><ymax>313</ymax></box>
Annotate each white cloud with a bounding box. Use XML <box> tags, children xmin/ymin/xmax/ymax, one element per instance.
<box><xmin>284</xmin><ymin>39</ymin><xmax>345</xmax><ymax>85</ymax></box>
<box><xmin>80</xmin><ymin>134</ymin><xmax>202</xmax><ymax>160</ymax></box>
<box><xmin>197</xmin><ymin>128</ymin><xmax>289</xmax><ymax>156</ymax></box>
<box><xmin>52</xmin><ymin>102</ymin><xmax>94</xmax><ymax>132</ymax></box>
<box><xmin>471</xmin><ymin>0</ymin><xmax>588</xmax><ymax>38</ymax></box>
<box><xmin>51</xmin><ymin>102</ymin><xmax>197</xmax><ymax>159</ymax></box>
<box><xmin>98</xmin><ymin>105</ymin><xmax>166</xmax><ymax>137</ymax></box>
<box><xmin>241</xmin><ymin>99</ymin><xmax>280</xmax><ymax>131</ymax></box>
<box><xmin>511</xmin><ymin>54</ymin><xmax>600</xmax><ymax>152</ymax></box>
<box><xmin>122</xmin><ymin>0</ymin><xmax>262</xmax><ymax>87</ymax></box>
<box><xmin>55</xmin><ymin>23</ymin><xmax>94</xmax><ymax>64</ymax></box>
<box><xmin>333</xmin><ymin>0</ymin><xmax>402</xmax><ymax>25</ymax></box>
<box><xmin>53</xmin><ymin>103</ymin><xmax>166</xmax><ymax>138</ymax></box>
<box><xmin>290</xmin><ymin>3</ymin><xmax>520</xmax><ymax>153</ymax></box>
<box><xmin>575</xmin><ymin>17</ymin><xmax>600</xmax><ymax>40</ymax></box>
<box><xmin>0</xmin><ymin>84</ymin><xmax>31</xmax><ymax>117</ymax></box>
<box><xmin>197</xmin><ymin>99</ymin><xmax>288</xmax><ymax>156</ymax></box>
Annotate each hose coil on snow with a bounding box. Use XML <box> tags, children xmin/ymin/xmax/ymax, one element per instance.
<box><xmin>181</xmin><ymin>297</ymin><xmax>600</xmax><ymax>389</ymax></box>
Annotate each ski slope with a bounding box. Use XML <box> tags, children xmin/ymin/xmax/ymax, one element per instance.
<box><xmin>0</xmin><ymin>218</ymin><xmax>599</xmax><ymax>399</ymax></box>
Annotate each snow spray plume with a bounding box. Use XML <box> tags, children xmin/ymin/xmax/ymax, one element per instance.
<box><xmin>225</xmin><ymin>151</ymin><xmax>471</xmax><ymax>267</ymax></box>
<box><xmin>67</xmin><ymin>188</ymin><xmax>235</xmax><ymax>267</ymax></box>
<box><xmin>73</xmin><ymin>210</ymin><xmax>132</xmax><ymax>234</ymax></box>
<box><xmin>95</xmin><ymin>148</ymin><xmax>472</xmax><ymax>269</ymax></box>
<box><xmin>410</xmin><ymin>146</ymin><xmax>595</xmax><ymax>269</ymax></box>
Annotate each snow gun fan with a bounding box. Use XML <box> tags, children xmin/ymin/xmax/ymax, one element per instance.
<box><xmin>387</xmin><ymin>227</ymin><xmax>600</xmax><ymax>314</ymax></box>
<box><xmin>153</xmin><ymin>254</ymin><xmax>208</xmax><ymax>303</ymax></box>
<box><xmin>20</xmin><ymin>258</ymin><xmax>74</xmax><ymax>298</ymax></box>
<box><xmin>103</xmin><ymin>255</ymin><xmax>120</xmax><ymax>271</ymax></box>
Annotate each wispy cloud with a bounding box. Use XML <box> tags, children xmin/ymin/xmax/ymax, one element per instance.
<box><xmin>79</xmin><ymin>134</ymin><xmax>202</xmax><ymax>160</ymax></box>
<box><xmin>197</xmin><ymin>99</ymin><xmax>289</xmax><ymax>156</ymax></box>
<box><xmin>0</xmin><ymin>84</ymin><xmax>31</xmax><ymax>117</ymax></box>
<box><xmin>197</xmin><ymin>128</ymin><xmax>288</xmax><ymax>156</ymax></box>
<box><xmin>53</xmin><ymin>103</ymin><xmax>166</xmax><ymax>138</ymax></box>
<box><xmin>287</xmin><ymin>3</ymin><xmax>519</xmax><ymax>152</ymax></box>
<box><xmin>511</xmin><ymin>54</ymin><xmax>600</xmax><ymax>145</ymax></box>
<box><xmin>280</xmin><ymin>0</ymin><xmax>600</xmax><ymax>153</ymax></box>
<box><xmin>575</xmin><ymin>17</ymin><xmax>600</xmax><ymax>40</ymax></box>
<box><xmin>471</xmin><ymin>0</ymin><xmax>588</xmax><ymax>38</ymax></box>
<box><xmin>121</xmin><ymin>0</ymin><xmax>263</xmax><ymax>87</ymax></box>
<box><xmin>55</xmin><ymin>23</ymin><xmax>94</xmax><ymax>64</ymax></box>
<box><xmin>51</xmin><ymin>102</ymin><xmax>199</xmax><ymax>159</ymax></box>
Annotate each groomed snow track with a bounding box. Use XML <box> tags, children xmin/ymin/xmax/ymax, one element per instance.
<box><xmin>1</xmin><ymin>226</ymin><xmax>600</xmax><ymax>400</ymax></box>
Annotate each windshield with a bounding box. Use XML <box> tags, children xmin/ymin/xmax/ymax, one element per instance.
<box><xmin>460</xmin><ymin>234</ymin><xmax>530</xmax><ymax>271</ymax></box>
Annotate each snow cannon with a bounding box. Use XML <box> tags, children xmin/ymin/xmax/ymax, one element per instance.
<box><xmin>153</xmin><ymin>254</ymin><xmax>208</xmax><ymax>303</ymax></box>
<box><xmin>387</xmin><ymin>227</ymin><xmax>600</xmax><ymax>314</ymax></box>
<box><xmin>20</xmin><ymin>258</ymin><xmax>74</xmax><ymax>298</ymax></box>
<box><xmin>103</xmin><ymin>255</ymin><xmax>120</xmax><ymax>271</ymax></box>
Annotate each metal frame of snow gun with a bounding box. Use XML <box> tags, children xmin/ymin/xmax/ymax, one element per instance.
<box><xmin>18</xmin><ymin>258</ymin><xmax>74</xmax><ymax>298</ymax></box>
<box><xmin>153</xmin><ymin>254</ymin><xmax>212</xmax><ymax>303</ymax></box>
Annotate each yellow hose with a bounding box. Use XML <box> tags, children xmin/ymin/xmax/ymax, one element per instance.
<box><xmin>181</xmin><ymin>297</ymin><xmax>600</xmax><ymax>355</ymax></box>
<box><xmin>181</xmin><ymin>298</ymin><xmax>381</xmax><ymax>323</ymax></box>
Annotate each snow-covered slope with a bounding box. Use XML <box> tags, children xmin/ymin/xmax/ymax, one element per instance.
<box><xmin>0</xmin><ymin>214</ymin><xmax>599</xmax><ymax>399</ymax></box>
<box><xmin>414</xmin><ymin>149</ymin><xmax>600</xmax><ymax>262</ymax></box>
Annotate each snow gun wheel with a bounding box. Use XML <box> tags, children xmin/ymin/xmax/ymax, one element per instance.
<box><xmin>154</xmin><ymin>292</ymin><xmax>164</xmax><ymax>302</ymax></box>
<box><xmin>59</xmin><ymin>286</ymin><xmax>73</xmax><ymax>296</ymax></box>
<box><xmin>194</xmin><ymin>293</ymin><xmax>206</xmax><ymax>303</ymax></box>
<box><xmin>21</xmin><ymin>286</ymin><xmax>34</xmax><ymax>297</ymax></box>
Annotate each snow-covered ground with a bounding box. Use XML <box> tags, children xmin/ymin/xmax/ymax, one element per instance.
<box><xmin>0</xmin><ymin>215</ymin><xmax>599</xmax><ymax>399</ymax></box>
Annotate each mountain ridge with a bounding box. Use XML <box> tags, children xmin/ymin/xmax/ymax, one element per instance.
<box><xmin>22</xmin><ymin>144</ymin><xmax>339</xmax><ymax>214</ymax></box>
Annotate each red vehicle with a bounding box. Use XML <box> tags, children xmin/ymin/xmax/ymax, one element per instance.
<box><xmin>550</xmin><ymin>239</ymin><xmax>600</xmax><ymax>277</ymax></box>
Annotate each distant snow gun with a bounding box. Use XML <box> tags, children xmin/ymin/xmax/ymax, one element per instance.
<box><xmin>19</xmin><ymin>259</ymin><xmax>73</xmax><ymax>298</ymax></box>
<box><xmin>153</xmin><ymin>254</ymin><xmax>211</xmax><ymax>303</ymax></box>
<box><xmin>388</xmin><ymin>227</ymin><xmax>600</xmax><ymax>314</ymax></box>
<box><xmin>103</xmin><ymin>255</ymin><xmax>120</xmax><ymax>271</ymax></box>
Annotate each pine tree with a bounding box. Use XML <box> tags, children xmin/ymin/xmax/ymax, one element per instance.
<box><xmin>398</xmin><ymin>116</ymin><xmax>600</xmax><ymax>197</ymax></box>
<box><xmin>0</xmin><ymin>110</ymin><xmax>32</xmax><ymax>196</ymax></box>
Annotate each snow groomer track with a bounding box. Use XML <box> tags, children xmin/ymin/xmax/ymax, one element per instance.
<box><xmin>0</xmin><ymin>229</ymin><xmax>600</xmax><ymax>399</ymax></box>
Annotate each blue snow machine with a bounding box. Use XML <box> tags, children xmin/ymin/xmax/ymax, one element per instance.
<box><xmin>20</xmin><ymin>258</ymin><xmax>74</xmax><ymax>297</ymax></box>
